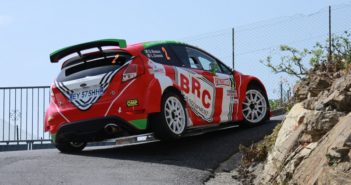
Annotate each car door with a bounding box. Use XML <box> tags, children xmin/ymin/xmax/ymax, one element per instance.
<box><xmin>185</xmin><ymin>47</ymin><xmax>218</xmax><ymax>124</ymax></box>
<box><xmin>215</xmin><ymin>61</ymin><xmax>236</xmax><ymax>123</ymax></box>
<box><xmin>179</xmin><ymin>46</ymin><xmax>235</xmax><ymax>123</ymax></box>
<box><xmin>186</xmin><ymin>47</ymin><xmax>235</xmax><ymax>124</ymax></box>
<box><xmin>166</xmin><ymin>44</ymin><xmax>214</xmax><ymax>125</ymax></box>
<box><xmin>170</xmin><ymin>44</ymin><xmax>236</xmax><ymax>125</ymax></box>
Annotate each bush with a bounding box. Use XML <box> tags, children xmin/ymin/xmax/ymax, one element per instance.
<box><xmin>239</xmin><ymin>123</ymin><xmax>282</xmax><ymax>167</ymax></box>
<box><xmin>260</xmin><ymin>31</ymin><xmax>351</xmax><ymax>79</ymax></box>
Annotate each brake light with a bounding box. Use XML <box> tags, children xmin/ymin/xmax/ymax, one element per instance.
<box><xmin>122</xmin><ymin>64</ymin><xmax>144</xmax><ymax>82</ymax></box>
<box><xmin>50</xmin><ymin>86</ymin><xmax>54</xmax><ymax>97</ymax></box>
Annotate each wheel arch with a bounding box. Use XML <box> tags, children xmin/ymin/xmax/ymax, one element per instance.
<box><xmin>162</xmin><ymin>86</ymin><xmax>186</xmax><ymax>104</ymax></box>
<box><xmin>147</xmin><ymin>85</ymin><xmax>188</xmax><ymax>138</ymax></box>
<box><xmin>246</xmin><ymin>77</ymin><xmax>268</xmax><ymax>98</ymax></box>
<box><xmin>237</xmin><ymin>75</ymin><xmax>270</xmax><ymax>121</ymax></box>
<box><xmin>144</xmin><ymin>78</ymin><xmax>185</xmax><ymax>113</ymax></box>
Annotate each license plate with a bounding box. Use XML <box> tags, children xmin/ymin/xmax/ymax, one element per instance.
<box><xmin>69</xmin><ymin>86</ymin><xmax>104</xmax><ymax>102</ymax></box>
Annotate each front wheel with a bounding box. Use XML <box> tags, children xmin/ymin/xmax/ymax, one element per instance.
<box><xmin>55</xmin><ymin>141</ymin><xmax>86</xmax><ymax>153</ymax></box>
<box><xmin>242</xmin><ymin>85</ymin><xmax>269</xmax><ymax>125</ymax></box>
<box><xmin>151</xmin><ymin>91</ymin><xmax>187</xmax><ymax>140</ymax></box>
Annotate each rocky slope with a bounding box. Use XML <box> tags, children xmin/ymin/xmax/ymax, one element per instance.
<box><xmin>257</xmin><ymin>71</ymin><xmax>351</xmax><ymax>184</ymax></box>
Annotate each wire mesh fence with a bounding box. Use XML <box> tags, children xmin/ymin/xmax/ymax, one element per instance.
<box><xmin>181</xmin><ymin>3</ymin><xmax>351</xmax><ymax>103</ymax></box>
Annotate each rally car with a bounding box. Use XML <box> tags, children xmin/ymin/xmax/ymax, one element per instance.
<box><xmin>45</xmin><ymin>39</ymin><xmax>269</xmax><ymax>153</ymax></box>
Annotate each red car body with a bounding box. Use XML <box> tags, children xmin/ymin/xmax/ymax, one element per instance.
<box><xmin>44</xmin><ymin>39</ymin><xmax>269</xmax><ymax>152</ymax></box>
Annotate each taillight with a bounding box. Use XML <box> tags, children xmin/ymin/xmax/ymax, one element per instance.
<box><xmin>122</xmin><ymin>64</ymin><xmax>144</xmax><ymax>82</ymax></box>
<box><xmin>50</xmin><ymin>87</ymin><xmax>54</xmax><ymax>97</ymax></box>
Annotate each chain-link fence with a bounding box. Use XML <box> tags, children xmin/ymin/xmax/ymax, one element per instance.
<box><xmin>181</xmin><ymin>3</ymin><xmax>351</xmax><ymax>104</ymax></box>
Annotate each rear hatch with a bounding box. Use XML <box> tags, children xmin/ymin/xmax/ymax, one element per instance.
<box><xmin>54</xmin><ymin>50</ymin><xmax>132</xmax><ymax>110</ymax></box>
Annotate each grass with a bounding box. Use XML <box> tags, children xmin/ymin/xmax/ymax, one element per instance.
<box><xmin>239</xmin><ymin>123</ymin><xmax>282</xmax><ymax>167</ymax></box>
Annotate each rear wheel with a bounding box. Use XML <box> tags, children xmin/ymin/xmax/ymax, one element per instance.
<box><xmin>55</xmin><ymin>141</ymin><xmax>86</xmax><ymax>153</ymax></box>
<box><xmin>151</xmin><ymin>91</ymin><xmax>187</xmax><ymax>140</ymax></box>
<box><xmin>242</xmin><ymin>85</ymin><xmax>269</xmax><ymax>125</ymax></box>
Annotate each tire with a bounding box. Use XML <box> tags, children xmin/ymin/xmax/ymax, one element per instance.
<box><xmin>241</xmin><ymin>84</ymin><xmax>269</xmax><ymax>126</ymax></box>
<box><xmin>55</xmin><ymin>141</ymin><xmax>87</xmax><ymax>153</ymax></box>
<box><xmin>151</xmin><ymin>91</ymin><xmax>187</xmax><ymax>140</ymax></box>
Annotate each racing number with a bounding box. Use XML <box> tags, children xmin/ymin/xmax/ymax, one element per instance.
<box><xmin>161</xmin><ymin>47</ymin><xmax>171</xmax><ymax>61</ymax></box>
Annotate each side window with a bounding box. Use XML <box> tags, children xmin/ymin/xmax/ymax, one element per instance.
<box><xmin>186</xmin><ymin>47</ymin><xmax>222</xmax><ymax>73</ymax></box>
<box><xmin>143</xmin><ymin>45</ymin><xmax>184</xmax><ymax>67</ymax></box>
<box><xmin>169</xmin><ymin>45</ymin><xmax>189</xmax><ymax>67</ymax></box>
<box><xmin>198</xmin><ymin>56</ymin><xmax>215</xmax><ymax>71</ymax></box>
<box><xmin>218</xmin><ymin>63</ymin><xmax>232</xmax><ymax>75</ymax></box>
<box><xmin>189</xmin><ymin>57</ymin><xmax>202</xmax><ymax>69</ymax></box>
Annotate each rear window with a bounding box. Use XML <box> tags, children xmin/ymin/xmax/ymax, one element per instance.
<box><xmin>56</xmin><ymin>50</ymin><xmax>132</xmax><ymax>82</ymax></box>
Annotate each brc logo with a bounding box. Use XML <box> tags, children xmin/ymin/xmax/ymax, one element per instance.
<box><xmin>175</xmin><ymin>68</ymin><xmax>215</xmax><ymax>122</ymax></box>
<box><xmin>180</xmin><ymin>74</ymin><xmax>211</xmax><ymax>108</ymax></box>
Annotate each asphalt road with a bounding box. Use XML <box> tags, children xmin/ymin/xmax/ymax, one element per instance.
<box><xmin>0</xmin><ymin>116</ymin><xmax>283</xmax><ymax>185</ymax></box>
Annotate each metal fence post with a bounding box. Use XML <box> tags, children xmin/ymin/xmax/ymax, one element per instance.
<box><xmin>280</xmin><ymin>82</ymin><xmax>283</xmax><ymax>106</ymax></box>
<box><xmin>232</xmin><ymin>27</ymin><xmax>235</xmax><ymax>70</ymax></box>
<box><xmin>328</xmin><ymin>5</ymin><xmax>332</xmax><ymax>63</ymax></box>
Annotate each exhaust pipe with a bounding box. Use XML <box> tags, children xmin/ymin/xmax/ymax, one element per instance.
<box><xmin>104</xmin><ymin>123</ymin><xmax>120</xmax><ymax>135</ymax></box>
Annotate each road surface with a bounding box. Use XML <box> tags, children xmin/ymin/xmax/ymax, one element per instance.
<box><xmin>0</xmin><ymin>116</ymin><xmax>283</xmax><ymax>185</ymax></box>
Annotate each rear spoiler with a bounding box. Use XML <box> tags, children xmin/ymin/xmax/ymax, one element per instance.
<box><xmin>50</xmin><ymin>39</ymin><xmax>127</xmax><ymax>63</ymax></box>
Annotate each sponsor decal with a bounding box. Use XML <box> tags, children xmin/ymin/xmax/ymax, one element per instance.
<box><xmin>144</xmin><ymin>49</ymin><xmax>164</xmax><ymax>58</ymax></box>
<box><xmin>126</xmin><ymin>99</ymin><xmax>139</xmax><ymax>107</ymax></box>
<box><xmin>175</xmin><ymin>68</ymin><xmax>215</xmax><ymax>122</ymax></box>
<box><xmin>215</xmin><ymin>74</ymin><xmax>235</xmax><ymax>122</ymax></box>
<box><xmin>214</xmin><ymin>77</ymin><xmax>231</xmax><ymax>87</ymax></box>
<box><xmin>148</xmin><ymin>61</ymin><xmax>166</xmax><ymax>74</ymax></box>
<box><xmin>226</xmin><ymin>89</ymin><xmax>238</xmax><ymax>97</ymax></box>
<box><xmin>148</xmin><ymin>60</ymin><xmax>172</xmax><ymax>94</ymax></box>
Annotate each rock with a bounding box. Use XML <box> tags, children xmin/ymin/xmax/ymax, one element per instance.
<box><xmin>330</xmin><ymin>75</ymin><xmax>351</xmax><ymax>92</ymax></box>
<box><xmin>327</xmin><ymin>147</ymin><xmax>350</xmax><ymax>165</ymax></box>
<box><xmin>323</xmin><ymin>90</ymin><xmax>351</xmax><ymax>112</ymax></box>
<box><xmin>336</xmin><ymin>162</ymin><xmax>351</xmax><ymax>173</ymax></box>
<box><xmin>257</xmin><ymin>103</ymin><xmax>310</xmax><ymax>184</ymax></box>
<box><xmin>291</xmin><ymin>113</ymin><xmax>351</xmax><ymax>185</ymax></box>
<box><xmin>299</xmin><ymin>133</ymin><xmax>313</xmax><ymax>144</ymax></box>
<box><xmin>344</xmin><ymin>135</ymin><xmax>351</xmax><ymax>147</ymax></box>
<box><xmin>315</xmin><ymin>166</ymin><xmax>351</xmax><ymax>185</ymax></box>
<box><xmin>308</xmin><ymin>75</ymin><xmax>331</xmax><ymax>97</ymax></box>
<box><xmin>294</xmin><ymin>80</ymin><xmax>310</xmax><ymax>102</ymax></box>
<box><xmin>295</xmin><ymin>73</ymin><xmax>351</xmax><ymax>112</ymax></box>
<box><xmin>303</xmin><ymin>97</ymin><xmax>318</xmax><ymax>110</ymax></box>
<box><xmin>302</xmin><ymin>111</ymin><xmax>345</xmax><ymax>142</ymax></box>
<box><xmin>252</xmin><ymin>163</ymin><xmax>264</xmax><ymax>185</ymax></box>
<box><xmin>255</xmin><ymin>65</ymin><xmax>351</xmax><ymax>185</ymax></box>
<box><xmin>307</xmin><ymin>75</ymin><xmax>351</xmax><ymax>112</ymax></box>
<box><xmin>273</xmin><ymin>142</ymin><xmax>318</xmax><ymax>184</ymax></box>
<box><xmin>257</xmin><ymin>102</ymin><xmax>348</xmax><ymax>184</ymax></box>
<box><xmin>206</xmin><ymin>171</ymin><xmax>242</xmax><ymax>185</ymax></box>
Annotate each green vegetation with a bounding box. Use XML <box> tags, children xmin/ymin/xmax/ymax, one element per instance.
<box><xmin>239</xmin><ymin>123</ymin><xmax>282</xmax><ymax>167</ymax></box>
<box><xmin>269</xmin><ymin>99</ymin><xmax>281</xmax><ymax>110</ymax></box>
<box><xmin>239</xmin><ymin>31</ymin><xmax>351</xmax><ymax>169</ymax></box>
<box><xmin>260</xmin><ymin>31</ymin><xmax>351</xmax><ymax>79</ymax></box>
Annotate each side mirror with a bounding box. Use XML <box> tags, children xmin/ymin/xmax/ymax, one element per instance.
<box><xmin>210</xmin><ymin>63</ymin><xmax>220</xmax><ymax>74</ymax></box>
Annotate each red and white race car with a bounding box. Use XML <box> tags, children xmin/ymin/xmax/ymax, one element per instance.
<box><xmin>45</xmin><ymin>39</ymin><xmax>270</xmax><ymax>153</ymax></box>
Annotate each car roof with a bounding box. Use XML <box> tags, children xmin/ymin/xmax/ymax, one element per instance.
<box><xmin>141</xmin><ymin>40</ymin><xmax>185</xmax><ymax>49</ymax></box>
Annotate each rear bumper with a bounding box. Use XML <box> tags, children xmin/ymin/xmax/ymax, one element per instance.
<box><xmin>55</xmin><ymin>116</ymin><xmax>147</xmax><ymax>143</ymax></box>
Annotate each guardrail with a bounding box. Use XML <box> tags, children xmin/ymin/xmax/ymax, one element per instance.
<box><xmin>0</xmin><ymin>86</ymin><xmax>51</xmax><ymax>146</ymax></box>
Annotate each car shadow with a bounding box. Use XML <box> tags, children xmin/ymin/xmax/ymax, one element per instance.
<box><xmin>69</xmin><ymin>119</ymin><xmax>281</xmax><ymax>170</ymax></box>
